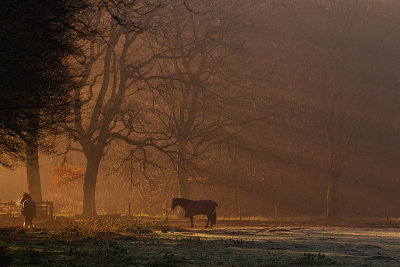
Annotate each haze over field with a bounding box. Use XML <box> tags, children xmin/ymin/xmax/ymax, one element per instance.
<box><xmin>3</xmin><ymin>1</ymin><xmax>400</xmax><ymax>266</ymax></box>
<box><xmin>1</xmin><ymin>0</ymin><xmax>400</xmax><ymax>221</ymax></box>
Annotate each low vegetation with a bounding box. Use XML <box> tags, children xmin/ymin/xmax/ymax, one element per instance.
<box><xmin>1</xmin><ymin>217</ymin><xmax>400</xmax><ymax>266</ymax></box>
<box><xmin>291</xmin><ymin>253</ymin><xmax>335</xmax><ymax>266</ymax></box>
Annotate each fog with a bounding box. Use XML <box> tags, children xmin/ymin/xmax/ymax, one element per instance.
<box><xmin>2</xmin><ymin>0</ymin><xmax>400</xmax><ymax>220</ymax></box>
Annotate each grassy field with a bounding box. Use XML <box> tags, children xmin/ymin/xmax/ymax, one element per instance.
<box><xmin>1</xmin><ymin>216</ymin><xmax>400</xmax><ymax>266</ymax></box>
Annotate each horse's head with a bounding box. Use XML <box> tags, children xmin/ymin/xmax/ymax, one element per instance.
<box><xmin>20</xmin><ymin>192</ymin><xmax>31</xmax><ymax>204</ymax></box>
<box><xmin>171</xmin><ymin>198</ymin><xmax>178</xmax><ymax>211</ymax></box>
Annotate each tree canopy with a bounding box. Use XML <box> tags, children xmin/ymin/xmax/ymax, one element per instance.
<box><xmin>0</xmin><ymin>0</ymin><xmax>88</xmax><ymax>166</ymax></box>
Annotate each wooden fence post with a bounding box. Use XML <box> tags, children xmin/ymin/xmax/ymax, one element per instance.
<box><xmin>49</xmin><ymin>202</ymin><xmax>54</xmax><ymax>219</ymax></box>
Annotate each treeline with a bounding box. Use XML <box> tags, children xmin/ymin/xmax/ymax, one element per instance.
<box><xmin>220</xmin><ymin>0</ymin><xmax>400</xmax><ymax>218</ymax></box>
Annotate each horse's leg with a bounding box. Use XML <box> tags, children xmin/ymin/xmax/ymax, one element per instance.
<box><xmin>23</xmin><ymin>216</ymin><xmax>27</xmax><ymax>228</ymax></box>
<box><xmin>190</xmin><ymin>216</ymin><xmax>194</xmax><ymax>228</ymax></box>
<box><xmin>205</xmin><ymin>215</ymin><xmax>210</xmax><ymax>229</ymax></box>
<box><xmin>212</xmin><ymin>209</ymin><xmax>216</xmax><ymax>227</ymax></box>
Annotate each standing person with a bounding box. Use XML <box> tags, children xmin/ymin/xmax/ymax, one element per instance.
<box><xmin>19</xmin><ymin>192</ymin><xmax>36</xmax><ymax>228</ymax></box>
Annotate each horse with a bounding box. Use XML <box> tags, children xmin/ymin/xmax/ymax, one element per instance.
<box><xmin>19</xmin><ymin>192</ymin><xmax>36</xmax><ymax>228</ymax></box>
<box><xmin>172</xmin><ymin>198</ymin><xmax>218</xmax><ymax>228</ymax></box>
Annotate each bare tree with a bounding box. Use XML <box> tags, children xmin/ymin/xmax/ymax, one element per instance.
<box><xmin>277</xmin><ymin>0</ymin><xmax>400</xmax><ymax>218</ymax></box>
<box><xmin>65</xmin><ymin>4</ymin><xmax>176</xmax><ymax>216</ymax></box>
<box><xmin>131</xmin><ymin>0</ymin><xmax>256</xmax><ymax>199</ymax></box>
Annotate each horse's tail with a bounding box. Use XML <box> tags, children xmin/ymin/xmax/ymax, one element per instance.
<box><xmin>211</xmin><ymin>209</ymin><xmax>217</xmax><ymax>225</ymax></box>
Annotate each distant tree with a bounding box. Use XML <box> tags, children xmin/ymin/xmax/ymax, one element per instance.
<box><xmin>136</xmin><ymin>0</ymin><xmax>256</xmax><ymax>199</ymax></box>
<box><xmin>275</xmin><ymin>0</ymin><xmax>400</xmax><ymax>218</ymax></box>
<box><xmin>52</xmin><ymin>165</ymin><xmax>85</xmax><ymax>187</ymax></box>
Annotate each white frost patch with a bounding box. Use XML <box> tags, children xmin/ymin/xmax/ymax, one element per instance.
<box><xmin>155</xmin><ymin>226</ymin><xmax>400</xmax><ymax>265</ymax></box>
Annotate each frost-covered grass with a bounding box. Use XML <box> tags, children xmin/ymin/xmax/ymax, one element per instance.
<box><xmin>1</xmin><ymin>218</ymin><xmax>400</xmax><ymax>266</ymax></box>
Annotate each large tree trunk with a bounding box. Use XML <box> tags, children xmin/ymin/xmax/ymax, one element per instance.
<box><xmin>82</xmin><ymin>154</ymin><xmax>101</xmax><ymax>217</ymax></box>
<box><xmin>177</xmin><ymin>168</ymin><xmax>190</xmax><ymax>218</ymax></box>
<box><xmin>233</xmin><ymin>174</ymin><xmax>240</xmax><ymax>217</ymax></box>
<box><xmin>26</xmin><ymin>121</ymin><xmax>42</xmax><ymax>202</ymax></box>
<box><xmin>178</xmin><ymin>174</ymin><xmax>190</xmax><ymax>199</ymax></box>
<box><xmin>326</xmin><ymin>175</ymin><xmax>338</xmax><ymax>218</ymax></box>
<box><xmin>177</xmin><ymin>140</ymin><xmax>190</xmax><ymax>199</ymax></box>
<box><xmin>177</xmin><ymin>140</ymin><xmax>191</xmax><ymax>218</ymax></box>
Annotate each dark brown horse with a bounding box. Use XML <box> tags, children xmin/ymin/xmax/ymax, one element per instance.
<box><xmin>19</xmin><ymin>192</ymin><xmax>36</xmax><ymax>228</ymax></box>
<box><xmin>172</xmin><ymin>198</ymin><xmax>218</xmax><ymax>228</ymax></box>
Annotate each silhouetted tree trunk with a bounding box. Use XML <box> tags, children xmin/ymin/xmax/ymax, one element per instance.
<box><xmin>325</xmin><ymin>128</ymin><xmax>353</xmax><ymax>219</ymax></box>
<box><xmin>177</xmin><ymin>175</ymin><xmax>190</xmax><ymax>197</ymax></box>
<box><xmin>25</xmin><ymin>118</ymin><xmax>42</xmax><ymax>202</ymax></box>
<box><xmin>326</xmin><ymin>175</ymin><xmax>339</xmax><ymax>218</ymax></box>
<box><xmin>177</xmin><ymin>157</ymin><xmax>190</xmax><ymax>199</ymax></box>
<box><xmin>177</xmin><ymin>139</ymin><xmax>190</xmax><ymax>217</ymax></box>
<box><xmin>82</xmin><ymin>152</ymin><xmax>102</xmax><ymax>217</ymax></box>
<box><xmin>233</xmin><ymin>175</ymin><xmax>240</xmax><ymax>217</ymax></box>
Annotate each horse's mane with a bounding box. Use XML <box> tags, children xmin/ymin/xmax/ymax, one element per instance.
<box><xmin>176</xmin><ymin>198</ymin><xmax>191</xmax><ymax>201</ymax></box>
<box><xmin>20</xmin><ymin>192</ymin><xmax>32</xmax><ymax>204</ymax></box>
